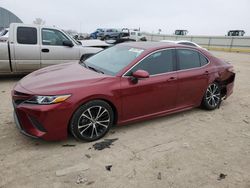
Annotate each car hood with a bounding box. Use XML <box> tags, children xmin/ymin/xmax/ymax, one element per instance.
<box><xmin>19</xmin><ymin>62</ymin><xmax>110</xmax><ymax>95</ymax></box>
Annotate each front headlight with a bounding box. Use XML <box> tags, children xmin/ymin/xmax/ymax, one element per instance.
<box><xmin>25</xmin><ymin>94</ymin><xmax>71</xmax><ymax>105</ymax></box>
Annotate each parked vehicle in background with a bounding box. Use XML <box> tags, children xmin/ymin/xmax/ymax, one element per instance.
<box><xmin>120</xmin><ymin>28</ymin><xmax>147</xmax><ymax>41</ymax></box>
<box><xmin>98</xmin><ymin>28</ymin><xmax>122</xmax><ymax>40</ymax></box>
<box><xmin>161</xmin><ymin>40</ymin><xmax>207</xmax><ymax>51</ymax></box>
<box><xmin>0</xmin><ymin>23</ymin><xmax>103</xmax><ymax>75</ymax></box>
<box><xmin>174</xmin><ymin>30</ymin><xmax>188</xmax><ymax>35</ymax></box>
<box><xmin>12</xmin><ymin>42</ymin><xmax>235</xmax><ymax>141</ymax></box>
<box><xmin>90</xmin><ymin>28</ymin><xmax>105</xmax><ymax>39</ymax></box>
<box><xmin>73</xmin><ymin>33</ymin><xmax>90</xmax><ymax>40</ymax></box>
<box><xmin>0</xmin><ymin>28</ymin><xmax>9</xmax><ymax>42</ymax></box>
<box><xmin>227</xmin><ymin>30</ymin><xmax>245</xmax><ymax>36</ymax></box>
<box><xmin>90</xmin><ymin>28</ymin><xmax>146</xmax><ymax>41</ymax></box>
<box><xmin>80</xmin><ymin>39</ymin><xmax>111</xmax><ymax>49</ymax></box>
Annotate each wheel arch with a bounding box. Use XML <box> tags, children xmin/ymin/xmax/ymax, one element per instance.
<box><xmin>97</xmin><ymin>98</ymin><xmax>118</xmax><ymax>125</ymax></box>
<box><xmin>68</xmin><ymin>96</ymin><xmax>119</xmax><ymax>131</ymax></box>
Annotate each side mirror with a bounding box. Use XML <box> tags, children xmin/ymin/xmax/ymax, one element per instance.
<box><xmin>131</xmin><ymin>70</ymin><xmax>149</xmax><ymax>84</ymax></box>
<box><xmin>63</xmin><ymin>40</ymin><xmax>74</xmax><ymax>47</ymax></box>
<box><xmin>77</xmin><ymin>40</ymin><xmax>82</xmax><ymax>45</ymax></box>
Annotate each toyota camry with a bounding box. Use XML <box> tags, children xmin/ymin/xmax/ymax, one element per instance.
<box><xmin>12</xmin><ymin>42</ymin><xmax>235</xmax><ymax>141</ymax></box>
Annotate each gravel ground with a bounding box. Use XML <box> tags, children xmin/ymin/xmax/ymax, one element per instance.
<box><xmin>0</xmin><ymin>51</ymin><xmax>250</xmax><ymax>188</ymax></box>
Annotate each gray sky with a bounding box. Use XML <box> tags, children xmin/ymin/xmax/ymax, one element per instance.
<box><xmin>1</xmin><ymin>0</ymin><xmax>250</xmax><ymax>35</ymax></box>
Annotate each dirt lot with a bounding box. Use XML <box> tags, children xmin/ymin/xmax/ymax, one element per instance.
<box><xmin>0</xmin><ymin>51</ymin><xmax>250</xmax><ymax>188</ymax></box>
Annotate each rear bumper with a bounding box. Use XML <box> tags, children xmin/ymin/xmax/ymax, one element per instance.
<box><xmin>225</xmin><ymin>73</ymin><xmax>235</xmax><ymax>98</ymax></box>
<box><xmin>225</xmin><ymin>82</ymin><xmax>234</xmax><ymax>98</ymax></box>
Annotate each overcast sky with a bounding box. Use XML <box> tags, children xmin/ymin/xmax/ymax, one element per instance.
<box><xmin>1</xmin><ymin>0</ymin><xmax>250</xmax><ymax>35</ymax></box>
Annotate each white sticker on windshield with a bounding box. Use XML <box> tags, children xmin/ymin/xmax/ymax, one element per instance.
<box><xmin>129</xmin><ymin>48</ymin><xmax>144</xmax><ymax>54</ymax></box>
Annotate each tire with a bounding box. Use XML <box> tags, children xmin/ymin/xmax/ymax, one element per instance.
<box><xmin>118</xmin><ymin>33</ymin><xmax>122</xmax><ymax>39</ymax></box>
<box><xmin>70</xmin><ymin>100</ymin><xmax>114</xmax><ymax>142</ymax></box>
<box><xmin>202</xmin><ymin>82</ymin><xmax>221</xmax><ymax>110</ymax></box>
<box><xmin>104</xmin><ymin>35</ymin><xmax>110</xmax><ymax>40</ymax></box>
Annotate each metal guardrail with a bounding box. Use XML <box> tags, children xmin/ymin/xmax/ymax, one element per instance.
<box><xmin>144</xmin><ymin>33</ymin><xmax>250</xmax><ymax>53</ymax></box>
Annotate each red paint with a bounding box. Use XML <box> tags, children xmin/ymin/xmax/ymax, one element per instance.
<box><xmin>12</xmin><ymin>42</ymin><xmax>235</xmax><ymax>141</ymax></box>
<box><xmin>132</xmin><ymin>70</ymin><xmax>150</xmax><ymax>78</ymax></box>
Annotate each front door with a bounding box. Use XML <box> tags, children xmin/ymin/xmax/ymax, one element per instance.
<box><xmin>120</xmin><ymin>49</ymin><xmax>178</xmax><ymax>122</ymax></box>
<box><xmin>40</xmin><ymin>28</ymin><xmax>79</xmax><ymax>68</ymax></box>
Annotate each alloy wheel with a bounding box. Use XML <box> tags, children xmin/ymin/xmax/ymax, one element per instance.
<box><xmin>77</xmin><ymin>106</ymin><xmax>110</xmax><ymax>139</ymax></box>
<box><xmin>205</xmin><ymin>83</ymin><xmax>221</xmax><ymax>107</ymax></box>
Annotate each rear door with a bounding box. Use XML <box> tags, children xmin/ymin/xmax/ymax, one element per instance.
<box><xmin>120</xmin><ymin>49</ymin><xmax>178</xmax><ymax>121</ymax></box>
<box><xmin>40</xmin><ymin>28</ymin><xmax>79</xmax><ymax>67</ymax></box>
<box><xmin>13</xmin><ymin>26</ymin><xmax>41</xmax><ymax>72</ymax></box>
<box><xmin>176</xmin><ymin>48</ymin><xmax>210</xmax><ymax>108</ymax></box>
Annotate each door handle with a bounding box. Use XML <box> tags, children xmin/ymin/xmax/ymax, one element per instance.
<box><xmin>41</xmin><ymin>48</ymin><xmax>49</xmax><ymax>53</ymax></box>
<box><xmin>167</xmin><ymin>77</ymin><xmax>177</xmax><ymax>82</ymax></box>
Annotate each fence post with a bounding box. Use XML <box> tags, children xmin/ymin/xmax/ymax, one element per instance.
<box><xmin>208</xmin><ymin>37</ymin><xmax>211</xmax><ymax>50</ymax></box>
<box><xmin>230</xmin><ymin>37</ymin><xmax>234</xmax><ymax>52</ymax></box>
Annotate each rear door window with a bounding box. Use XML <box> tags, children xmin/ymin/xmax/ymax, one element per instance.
<box><xmin>199</xmin><ymin>53</ymin><xmax>209</xmax><ymax>66</ymax></box>
<box><xmin>17</xmin><ymin>27</ymin><xmax>37</xmax><ymax>44</ymax></box>
<box><xmin>177</xmin><ymin>49</ymin><xmax>200</xmax><ymax>70</ymax></box>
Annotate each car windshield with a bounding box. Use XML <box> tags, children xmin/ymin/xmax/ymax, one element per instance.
<box><xmin>63</xmin><ymin>31</ymin><xmax>80</xmax><ymax>45</ymax></box>
<box><xmin>84</xmin><ymin>46</ymin><xmax>144</xmax><ymax>76</ymax></box>
<box><xmin>97</xmin><ymin>29</ymin><xmax>104</xmax><ymax>32</ymax></box>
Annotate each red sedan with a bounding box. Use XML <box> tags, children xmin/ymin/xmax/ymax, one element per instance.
<box><xmin>12</xmin><ymin>42</ymin><xmax>235</xmax><ymax>141</ymax></box>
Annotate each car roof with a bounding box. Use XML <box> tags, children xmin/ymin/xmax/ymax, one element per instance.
<box><xmin>177</xmin><ymin>40</ymin><xmax>194</xmax><ymax>43</ymax></box>
<box><xmin>118</xmin><ymin>41</ymin><xmax>186</xmax><ymax>50</ymax></box>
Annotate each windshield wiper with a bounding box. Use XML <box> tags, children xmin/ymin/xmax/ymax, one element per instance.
<box><xmin>80</xmin><ymin>61</ymin><xmax>104</xmax><ymax>74</ymax></box>
<box><xmin>80</xmin><ymin>61</ymin><xmax>88</xmax><ymax>68</ymax></box>
<box><xmin>88</xmin><ymin>66</ymin><xmax>104</xmax><ymax>74</ymax></box>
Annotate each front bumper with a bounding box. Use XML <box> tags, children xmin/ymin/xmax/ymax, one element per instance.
<box><xmin>12</xmin><ymin>86</ymin><xmax>74</xmax><ymax>141</ymax></box>
<box><xmin>13</xmin><ymin>110</ymin><xmax>38</xmax><ymax>139</ymax></box>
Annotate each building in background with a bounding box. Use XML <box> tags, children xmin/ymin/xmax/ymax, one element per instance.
<box><xmin>0</xmin><ymin>7</ymin><xmax>23</xmax><ymax>31</ymax></box>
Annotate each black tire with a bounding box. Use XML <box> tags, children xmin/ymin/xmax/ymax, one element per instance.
<box><xmin>202</xmin><ymin>82</ymin><xmax>221</xmax><ymax>110</ymax></box>
<box><xmin>104</xmin><ymin>35</ymin><xmax>110</xmax><ymax>40</ymax></box>
<box><xmin>118</xmin><ymin>33</ymin><xmax>122</xmax><ymax>39</ymax></box>
<box><xmin>70</xmin><ymin>100</ymin><xmax>114</xmax><ymax>142</ymax></box>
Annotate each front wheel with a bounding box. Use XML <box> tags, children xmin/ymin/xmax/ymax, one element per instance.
<box><xmin>70</xmin><ymin>100</ymin><xmax>114</xmax><ymax>142</ymax></box>
<box><xmin>202</xmin><ymin>82</ymin><xmax>221</xmax><ymax>110</ymax></box>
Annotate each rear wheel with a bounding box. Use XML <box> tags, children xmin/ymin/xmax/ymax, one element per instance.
<box><xmin>104</xmin><ymin>35</ymin><xmax>110</xmax><ymax>40</ymax></box>
<box><xmin>202</xmin><ymin>82</ymin><xmax>221</xmax><ymax>110</ymax></box>
<box><xmin>70</xmin><ymin>100</ymin><xmax>114</xmax><ymax>142</ymax></box>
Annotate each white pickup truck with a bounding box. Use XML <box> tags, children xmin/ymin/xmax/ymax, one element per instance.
<box><xmin>0</xmin><ymin>23</ymin><xmax>103</xmax><ymax>74</ymax></box>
